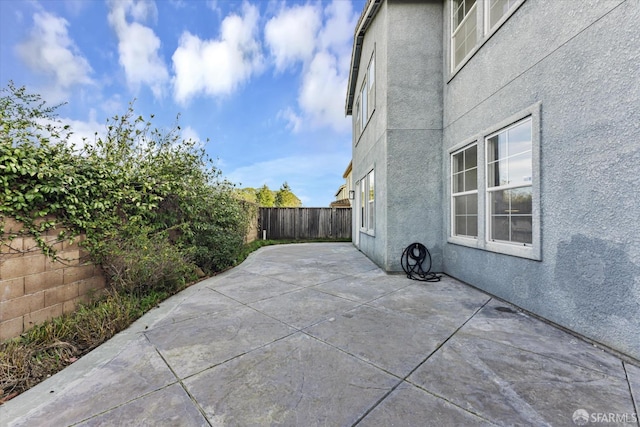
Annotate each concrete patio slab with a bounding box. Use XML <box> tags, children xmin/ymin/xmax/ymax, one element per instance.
<box><xmin>312</xmin><ymin>274</ymin><xmax>409</xmax><ymax>303</ymax></box>
<box><xmin>367</xmin><ymin>279</ymin><xmax>492</xmax><ymax>329</ymax></box>
<box><xmin>153</xmin><ymin>286</ymin><xmax>244</xmax><ymax>327</ymax></box>
<box><xmin>306</xmin><ymin>304</ymin><xmax>453</xmax><ymax>378</ymax></box>
<box><xmin>210</xmin><ymin>271</ymin><xmax>302</xmax><ymax>304</ymax></box>
<box><xmin>145</xmin><ymin>305</ymin><xmax>296</xmax><ymax>378</ymax></box>
<box><xmin>627</xmin><ymin>363</ymin><xmax>640</xmax><ymax>417</ymax></box>
<box><xmin>248</xmin><ymin>287</ymin><xmax>360</xmax><ymax>329</ymax></box>
<box><xmin>76</xmin><ymin>383</ymin><xmax>209</xmax><ymax>427</ymax></box>
<box><xmin>358</xmin><ymin>383</ymin><xmax>493</xmax><ymax>426</ymax></box>
<box><xmin>461</xmin><ymin>299</ymin><xmax>626</xmax><ymax>379</ymax></box>
<box><xmin>408</xmin><ymin>301</ymin><xmax>637</xmax><ymax>426</ymax></box>
<box><xmin>183</xmin><ymin>332</ymin><xmax>398</xmax><ymax>426</ymax></box>
<box><xmin>2</xmin><ymin>243</ymin><xmax>637</xmax><ymax>427</ymax></box>
<box><xmin>8</xmin><ymin>335</ymin><xmax>176</xmax><ymax>427</ymax></box>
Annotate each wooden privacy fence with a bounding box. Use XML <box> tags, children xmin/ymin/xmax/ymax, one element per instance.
<box><xmin>259</xmin><ymin>208</ymin><xmax>352</xmax><ymax>240</ymax></box>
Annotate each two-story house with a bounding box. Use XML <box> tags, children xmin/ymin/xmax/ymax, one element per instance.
<box><xmin>346</xmin><ymin>0</ymin><xmax>640</xmax><ymax>360</ymax></box>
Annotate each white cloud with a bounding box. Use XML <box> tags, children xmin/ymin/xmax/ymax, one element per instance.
<box><xmin>65</xmin><ymin>110</ymin><xmax>104</xmax><ymax>151</ymax></box>
<box><xmin>269</xmin><ymin>0</ymin><xmax>358</xmax><ymax>134</ymax></box>
<box><xmin>277</xmin><ymin>107</ymin><xmax>302</xmax><ymax>133</ymax></box>
<box><xmin>299</xmin><ymin>51</ymin><xmax>350</xmax><ymax>133</ymax></box>
<box><xmin>264</xmin><ymin>4</ymin><xmax>320</xmax><ymax>71</ymax></box>
<box><xmin>319</xmin><ymin>0</ymin><xmax>356</xmax><ymax>62</ymax></box>
<box><xmin>180</xmin><ymin>125</ymin><xmax>205</xmax><ymax>149</ymax></box>
<box><xmin>107</xmin><ymin>0</ymin><xmax>169</xmax><ymax>99</ymax></box>
<box><xmin>36</xmin><ymin>109</ymin><xmax>104</xmax><ymax>152</ymax></box>
<box><xmin>16</xmin><ymin>11</ymin><xmax>94</xmax><ymax>101</ymax></box>
<box><xmin>172</xmin><ymin>2</ymin><xmax>263</xmax><ymax>104</ymax></box>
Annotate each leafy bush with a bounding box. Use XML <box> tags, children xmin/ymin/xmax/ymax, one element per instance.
<box><xmin>1</xmin><ymin>82</ymin><xmax>254</xmax><ymax>293</ymax></box>
<box><xmin>99</xmin><ymin>224</ymin><xmax>196</xmax><ymax>296</ymax></box>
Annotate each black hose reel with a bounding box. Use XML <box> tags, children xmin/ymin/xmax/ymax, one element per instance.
<box><xmin>401</xmin><ymin>243</ymin><xmax>441</xmax><ymax>282</ymax></box>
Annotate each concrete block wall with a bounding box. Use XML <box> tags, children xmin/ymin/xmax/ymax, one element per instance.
<box><xmin>0</xmin><ymin>217</ymin><xmax>106</xmax><ymax>341</ymax></box>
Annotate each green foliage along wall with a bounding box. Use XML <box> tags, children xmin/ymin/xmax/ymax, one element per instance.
<box><xmin>1</xmin><ymin>83</ymin><xmax>255</xmax><ymax>293</ymax></box>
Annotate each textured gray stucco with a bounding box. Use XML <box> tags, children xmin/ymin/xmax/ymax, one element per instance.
<box><xmin>349</xmin><ymin>0</ymin><xmax>639</xmax><ymax>360</ymax></box>
<box><xmin>352</xmin><ymin>0</ymin><xmax>444</xmax><ymax>271</ymax></box>
<box><xmin>442</xmin><ymin>0</ymin><xmax>640</xmax><ymax>359</ymax></box>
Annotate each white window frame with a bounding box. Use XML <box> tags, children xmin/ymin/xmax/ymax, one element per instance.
<box><xmin>451</xmin><ymin>0</ymin><xmax>478</xmax><ymax>71</ymax></box>
<box><xmin>359</xmin><ymin>169</ymin><xmax>375</xmax><ymax>235</ymax></box>
<box><xmin>360</xmin><ymin>82</ymin><xmax>367</xmax><ymax>133</ymax></box>
<box><xmin>449</xmin><ymin>0</ymin><xmax>526</xmax><ymax>76</ymax></box>
<box><xmin>485</xmin><ymin>0</ymin><xmax>524</xmax><ymax>33</ymax></box>
<box><xmin>451</xmin><ymin>143</ymin><xmax>478</xmax><ymax>239</ymax></box>
<box><xmin>486</xmin><ymin>117</ymin><xmax>532</xmax><ymax>246</ymax></box>
<box><xmin>447</xmin><ymin>102</ymin><xmax>541</xmax><ymax>260</ymax></box>
<box><xmin>367</xmin><ymin>51</ymin><xmax>375</xmax><ymax>121</ymax></box>
<box><xmin>355</xmin><ymin>98</ymin><xmax>361</xmax><ymax>140</ymax></box>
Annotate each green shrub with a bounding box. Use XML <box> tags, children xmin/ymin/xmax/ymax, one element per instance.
<box><xmin>1</xmin><ymin>82</ymin><xmax>255</xmax><ymax>290</ymax></box>
<box><xmin>99</xmin><ymin>225</ymin><xmax>196</xmax><ymax>296</ymax></box>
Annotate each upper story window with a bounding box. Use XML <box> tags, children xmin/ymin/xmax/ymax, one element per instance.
<box><xmin>360</xmin><ymin>82</ymin><xmax>367</xmax><ymax>133</ymax></box>
<box><xmin>367</xmin><ymin>53</ymin><xmax>375</xmax><ymax>121</ymax></box>
<box><xmin>487</xmin><ymin>0</ymin><xmax>519</xmax><ymax>29</ymax></box>
<box><xmin>450</xmin><ymin>0</ymin><xmax>524</xmax><ymax>73</ymax></box>
<box><xmin>355</xmin><ymin>50</ymin><xmax>376</xmax><ymax>138</ymax></box>
<box><xmin>452</xmin><ymin>0</ymin><xmax>477</xmax><ymax>69</ymax></box>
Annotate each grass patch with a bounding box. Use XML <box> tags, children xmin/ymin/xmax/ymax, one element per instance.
<box><xmin>0</xmin><ymin>289</ymin><xmax>168</xmax><ymax>403</ymax></box>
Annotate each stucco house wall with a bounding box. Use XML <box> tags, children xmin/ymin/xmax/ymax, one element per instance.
<box><xmin>351</xmin><ymin>0</ymin><xmax>444</xmax><ymax>271</ymax></box>
<box><xmin>442</xmin><ymin>0</ymin><xmax>640</xmax><ymax>360</ymax></box>
<box><xmin>347</xmin><ymin>0</ymin><xmax>640</xmax><ymax>360</ymax></box>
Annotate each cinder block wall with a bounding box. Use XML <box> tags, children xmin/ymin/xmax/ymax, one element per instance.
<box><xmin>0</xmin><ymin>217</ymin><xmax>106</xmax><ymax>341</ymax></box>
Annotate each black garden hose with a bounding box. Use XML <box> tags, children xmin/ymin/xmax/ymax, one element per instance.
<box><xmin>401</xmin><ymin>243</ymin><xmax>441</xmax><ymax>282</ymax></box>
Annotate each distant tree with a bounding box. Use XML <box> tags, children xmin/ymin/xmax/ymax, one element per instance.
<box><xmin>235</xmin><ymin>187</ymin><xmax>257</xmax><ymax>204</ymax></box>
<box><xmin>275</xmin><ymin>182</ymin><xmax>302</xmax><ymax>207</ymax></box>
<box><xmin>256</xmin><ymin>184</ymin><xmax>275</xmax><ymax>207</ymax></box>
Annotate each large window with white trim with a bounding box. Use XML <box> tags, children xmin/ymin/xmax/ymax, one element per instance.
<box><xmin>451</xmin><ymin>144</ymin><xmax>478</xmax><ymax>238</ymax></box>
<box><xmin>448</xmin><ymin>104</ymin><xmax>540</xmax><ymax>260</ymax></box>
<box><xmin>486</xmin><ymin>117</ymin><xmax>532</xmax><ymax>244</ymax></box>
<box><xmin>452</xmin><ymin>0</ymin><xmax>477</xmax><ymax>69</ymax></box>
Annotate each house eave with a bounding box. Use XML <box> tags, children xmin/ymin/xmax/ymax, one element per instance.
<box><xmin>342</xmin><ymin>160</ymin><xmax>353</xmax><ymax>178</ymax></box>
<box><xmin>345</xmin><ymin>0</ymin><xmax>383</xmax><ymax>116</ymax></box>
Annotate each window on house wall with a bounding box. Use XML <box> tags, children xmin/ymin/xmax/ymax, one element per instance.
<box><xmin>452</xmin><ymin>0</ymin><xmax>477</xmax><ymax>69</ymax></box>
<box><xmin>367</xmin><ymin>52</ymin><xmax>375</xmax><ymax>121</ymax></box>
<box><xmin>355</xmin><ymin>99</ymin><xmax>361</xmax><ymax>138</ymax></box>
<box><xmin>360</xmin><ymin>82</ymin><xmax>368</xmax><ymax>133</ymax></box>
<box><xmin>487</xmin><ymin>0</ymin><xmax>519</xmax><ymax>29</ymax></box>
<box><xmin>367</xmin><ymin>170</ymin><xmax>375</xmax><ymax>231</ymax></box>
<box><xmin>360</xmin><ymin>179</ymin><xmax>366</xmax><ymax>229</ymax></box>
<box><xmin>451</xmin><ymin>144</ymin><xmax>478</xmax><ymax>238</ymax></box>
<box><xmin>486</xmin><ymin>118</ymin><xmax>532</xmax><ymax>245</ymax></box>
<box><xmin>449</xmin><ymin>106</ymin><xmax>539</xmax><ymax>259</ymax></box>
<box><xmin>359</xmin><ymin>169</ymin><xmax>375</xmax><ymax>233</ymax></box>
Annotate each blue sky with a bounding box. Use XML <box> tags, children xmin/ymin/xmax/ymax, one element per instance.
<box><xmin>0</xmin><ymin>0</ymin><xmax>365</xmax><ymax>207</ymax></box>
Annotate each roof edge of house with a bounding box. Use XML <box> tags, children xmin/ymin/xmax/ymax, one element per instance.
<box><xmin>344</xmin><ymin>0</ymin><xmax>383</xmax><ymax>116</ymax></box>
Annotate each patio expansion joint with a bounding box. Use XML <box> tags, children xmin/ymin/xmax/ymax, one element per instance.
<box><xmin>348</xmin><ymin>297</ymin><xmax>496</xmax><ymax>426</ymax></box>
<box><xmin>622</xmin><ymin>362</ymin><xmax>640</xmax><ymax>424</ymax></box>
